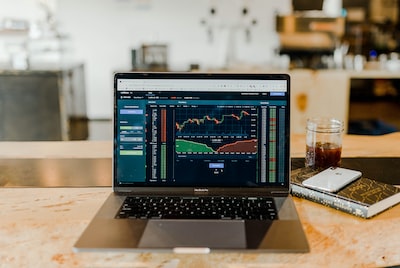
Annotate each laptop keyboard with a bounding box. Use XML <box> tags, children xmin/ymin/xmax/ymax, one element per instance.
<box><xmin>116</xmin><ymin>196</ymin><xmax>278</xmax><ymax>220</ymax></box>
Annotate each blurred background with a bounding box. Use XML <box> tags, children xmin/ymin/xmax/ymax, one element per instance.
<box><xmin>1</xmin><ymin>0</ymin><xmax>400</xmax><ymax>140</ymax></box>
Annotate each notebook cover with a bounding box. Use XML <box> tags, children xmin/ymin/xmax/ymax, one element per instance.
<box><xmin>291</xmin><ymin>157</ymin><xmax>400</xmax><ymax>185</ymax></box>
<box><xmin>290</xmin><ymin>167</ymin><xmax>400</xmax><ymax>218</ymax></box>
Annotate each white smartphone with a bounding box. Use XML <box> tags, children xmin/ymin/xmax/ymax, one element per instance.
<box><xmin>302</xmin><ymin>167</ymin><xmax>362</xmax><ymax>193</ymax></box>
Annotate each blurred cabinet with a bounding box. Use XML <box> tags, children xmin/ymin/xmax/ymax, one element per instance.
<box><xmin>290</xmin><ymin>69</ymin><xmax>400</xmax><ymax>134</ymax></box>
<box><xmin>290</xmin><ymin>70</ymin><xmax>350</xmax><ymax>134</ymax></box>
<box><xmin>0</xmin><ymin>64</ymin><xmax>87</xmax><ymax>140</ymax></box>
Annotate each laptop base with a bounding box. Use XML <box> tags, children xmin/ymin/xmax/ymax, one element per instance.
<box><xmin>74</xmin><ymin>194</ymin><xmax>309</xmax><ymax>253</ymax></box>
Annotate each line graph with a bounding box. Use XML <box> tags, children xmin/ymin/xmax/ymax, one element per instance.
<box><xmin>175</xmin><ymin>110</ymin><xmax>250</xmax><ymax>132</ymax></box>
<box><xmin>174</xmin><ymin>106</ymin><xmax>258</xmax><ymax>155</ymax></box>
<box><xmin>175</xmin><ymin>107</ymin><xmax>254</xmax><ymax>137</ymax></box>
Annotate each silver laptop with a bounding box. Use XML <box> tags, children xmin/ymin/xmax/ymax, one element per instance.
<box><xmin>74</xmin><ymin>72</ymin><xmax>309</xmax><ymax>253</ymax></box>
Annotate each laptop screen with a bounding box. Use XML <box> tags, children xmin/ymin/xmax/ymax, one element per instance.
<box><xmin>114</xmin><ymin>73</ymin><xmax>290</xmax><ymax>190</ymax></box>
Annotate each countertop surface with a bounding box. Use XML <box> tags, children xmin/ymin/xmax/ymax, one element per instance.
<box><xmin>1</xmin><ymin>133</ymin><xmax>400</xmax><ymax>267</ymax></box>
<box><xmin>1</xmin><ymin>187</ymin><xmax>400</xmax><ymax>268</ymax></box>
<box><xmin>1</xmin><ymin>133</ymin><xmax>399</xmax><ymax>159</ymax></box>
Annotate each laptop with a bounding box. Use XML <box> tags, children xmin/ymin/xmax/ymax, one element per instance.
<box><xmin>74</xmin><ymin>72</ymin><xmax>309</xmax><ymax>253</ymax></box>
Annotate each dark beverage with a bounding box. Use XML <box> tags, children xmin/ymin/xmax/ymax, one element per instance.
<box><xmin>306</xmin><ymin>142</ymin><xmax>342</xmax><ymax>169</ymax></box>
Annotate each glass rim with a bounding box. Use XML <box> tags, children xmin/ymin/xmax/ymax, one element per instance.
<box><xmin>306</xmin><ymin>117</ymin><xmax>344</xmax><ymax>133</ymax></box>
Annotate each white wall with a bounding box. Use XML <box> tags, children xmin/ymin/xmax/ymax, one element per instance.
<box><xmin>0</xmin><ymin>0</ymin><xmax>53</xmax><ymax>19</ymax></box>
<box><xmin>1</xmin><ymin>0</ymin><xmax>291</xmax><ymax>119</ymax></box>
<box><xmin>56</xmin><ymin>0</ymin><xmax>291</xmax><ymax>118</ymax></box>
<box><xmin>0</xmin><ymin>0</ymin><xmax>56</xmax><ymax>64</ymax></box>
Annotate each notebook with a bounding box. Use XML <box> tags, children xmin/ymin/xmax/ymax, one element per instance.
<box><xmin>74</xmin><ymin>72</ymin><xmax>309</xmax><ymax>253</ymax></box>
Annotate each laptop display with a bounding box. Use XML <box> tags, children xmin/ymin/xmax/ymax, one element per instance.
<box><xmin>115</xmin><ymin>73</ymin><xmax>290</xmax><ymax>190</ymax></box>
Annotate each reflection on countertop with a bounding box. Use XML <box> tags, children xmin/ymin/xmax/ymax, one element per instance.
<box><xmin>0</xmin><ymin>120</ymin><xmax>113</xmax><ymax>187</ymax></box>
<box><xmin>0</xmin><ymin>158</ymin><xmax>111</xmax><ymax>187</ymax></box>
<box><xmin>0</xmin><ymin>139</ymin><xmax>112</xmax><ymax>187</ymax></box>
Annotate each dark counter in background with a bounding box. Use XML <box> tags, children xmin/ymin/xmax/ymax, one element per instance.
<box><xmin>0</xmin><ymin>157</ymin><xmax>398</xmax><ymax>187</ymax></box>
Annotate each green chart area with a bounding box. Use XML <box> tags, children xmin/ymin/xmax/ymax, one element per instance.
<box><xmin>175</xmin><ymin>138</ymin><xmax>257</xmax><ymax>153</ymax></box>
<box><xmin>176</xmin><ymin>139</ymin><xmax>215</xmax><ymax>153</ymax></box>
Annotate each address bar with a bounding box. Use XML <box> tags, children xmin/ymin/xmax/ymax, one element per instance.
<box><xmin>117</xmin><ymin>79</ymin><xmax>287</xmax><ymax>92</ymax></box>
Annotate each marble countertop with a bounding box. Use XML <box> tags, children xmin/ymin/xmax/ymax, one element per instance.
<box><xmin>1</xmin><ymin>133</ymin><xmax>400</xmax><ymax>267</ymax></box>
<box><xmin>1</xmin><ymin>187</ymin><xmax>400</xmax><ymax>267</ymax></box>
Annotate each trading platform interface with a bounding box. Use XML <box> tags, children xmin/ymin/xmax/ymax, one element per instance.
<box><xmin>115</xmin><ymin>79</ymin><xmax>288</xmax><ymax>187</ymax></box>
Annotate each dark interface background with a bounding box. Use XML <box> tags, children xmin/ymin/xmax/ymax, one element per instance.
<box><xmin>115</xmin><ymin>91</ymin><xmax>288</xmax><ymax>187</ymax></box>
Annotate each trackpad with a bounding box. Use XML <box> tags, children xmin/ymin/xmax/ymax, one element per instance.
<box><xmin>138</xmin><ymin>220</ymin><xmax>246</xmax><ymax>249</ymax></box>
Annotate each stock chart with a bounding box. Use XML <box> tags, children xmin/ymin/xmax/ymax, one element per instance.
<box><xmin>174</xmin><ymin>106</ymin><xmax>258</xmax><ymax>155</ymax></box>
